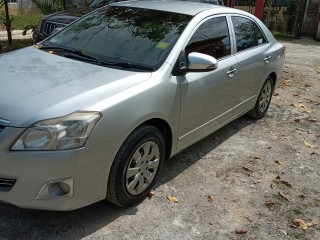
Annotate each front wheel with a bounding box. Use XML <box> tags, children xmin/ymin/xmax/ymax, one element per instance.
<box><xmin>107</xmin><ymin>125</ymin><xmax>165</xmax><ymax>207</ymax></box>
<box><xmin>248</xmin><ymin>77</ymin><xmax>274</xmax><ymax>119</ymax></box>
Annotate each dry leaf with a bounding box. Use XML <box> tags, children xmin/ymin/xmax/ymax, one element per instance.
<box><xmin>280</xmin><ymin>180</ymin><xmax>293</xmax><ymax>188</ymax></box>
<box><xmin>254</xmin><ymin>156</ymin><xmax>261</xmax><ymax>159</ymax></box>
<box><xmin>242</xmin><ymin>167</ymin><xmax>253</xmax><ymax>172</ymax></box>
<box><xmin>278</xmin><ymin>191</ymin><xmax>289</xmax><ymax>201</ymax></box>
<box><xmin>235</xmin><ymin>229</ymin><xmax>247</xmax><ymax>234</ymax></box>
<box><xmin>293</xmin><ymin>93</ymin><xmax>300</xmax><ymax>96</ymax></box>
<box><xmin>290</xmin><ymin>103</ymin><xmax>297</xmax><ymax>107</ymax></box>
<box><xmin>207</xmin><ymin>195</ymin><xmax>214</xmax><ymax>202</ymax></box>
<box><xmin>308</xmin><ymin>119</ymin><xmax>317</xmax><ymax>122</ymax></box>
<box><xmin>299</xmin><ymin>104</ymin><xmax>305</xmax><ymax>108</ymax></box>
<box><xmin>290</xmin><ymin>224</ymin><xmax>299</xmax><ymax>228</ymax></box>
<box><xmin>265</xmin><ymin>200</ymin><xmax>276</xmax><ymax>206</ymax></box>
<box><xmin>294</xmin><ymin>219</ymin><xmax>308</xmax><ymax>230</ymax></box>
<box><xmin>304</xmin><ymin>141</ymin><xmax>314</xmax><ymax>148</ymax></box>
<box><xmin>275</xmin><ymin>160</ymin><xmax>284</xmax><ymax>165</ymax></box>
<box><xmin>273</xmin><ymin>92</ymin><xmax>279</xmax><ymax>96</ymax></box>
<box><xmin>293</xmin><ymin>118</ymin><xmax>301</xmax><ymax>123</ymax></box>
<box><xmin>148</xmin><ymin>189</ymin><xmax>155</xmax><ymax>198</ymax></box>
<box><xmin>302</xmin><ymin>109</ymin><xmax>311</xmax><ymax>113</ymax></box>
<box><xmin>167</xmin><ymin>195</ymin><xmax>179</xmax><ymax>203</ymax></box>
<box><xmin>306</xmin><ymin>222</ymin><xmax>318</xmax><ymax>227</ymax></box>
<box><xmin>276</xmin><ymin>175</ymin><xmax>281</xmax><ymax>180</ymax></box>
<box><xmin>270</xmin><ymin>183</ymin><xmax>275</xmax><ymax>189</ymax></box>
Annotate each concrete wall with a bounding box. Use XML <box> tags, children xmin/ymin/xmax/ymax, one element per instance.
<box><xmin>2</xmin><ymin>0</ymin><xmax>40</xmax><ymax>15</ymax></box>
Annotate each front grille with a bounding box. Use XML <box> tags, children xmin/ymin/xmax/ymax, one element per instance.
<box><xmin>43</xmin><ymin>21</ymin><xmax>67</xmax><ymax>35</ymax></box>
<box><xmin>0</xmin><ymin>178</ymin><xmax>16</xmax><ymax>192</ymax></box>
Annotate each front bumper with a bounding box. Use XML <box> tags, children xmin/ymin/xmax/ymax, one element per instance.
<box><xmin>0</xmin><ymin>127</ymin><xmax>121</xmax><ymax>211</ymax></box>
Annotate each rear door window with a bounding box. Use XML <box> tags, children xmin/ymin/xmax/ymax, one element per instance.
<box><xmin>231</xmin><ymin>16</ymin><xmax>267</xmax><ymax>52</ymax></box>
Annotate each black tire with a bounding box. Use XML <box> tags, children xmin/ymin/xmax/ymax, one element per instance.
<box><xmin>248</xmin><ymin>77</ymin><xmax>274</xmax><ymax>119</ymax></box>
<box><xmin>106</xmin><ymin>125</ymin><xmax>165</xmax><ymax>207</ymax></box>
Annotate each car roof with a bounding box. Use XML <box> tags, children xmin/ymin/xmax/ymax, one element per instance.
<box><xmin>112</xmin><ymin>0</ymin><xmax>225</xmax><ymax>16</ymax></box>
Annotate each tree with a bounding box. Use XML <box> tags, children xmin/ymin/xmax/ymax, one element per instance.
<box><xmin>1</xmin><ymin>0</ymin><xmax>13</xmax><ymax>46</ymax></box>
<box><xmin>283</xmin><ymin>0</ymin><xmax>305</xmax><ymax>37</ymax></box>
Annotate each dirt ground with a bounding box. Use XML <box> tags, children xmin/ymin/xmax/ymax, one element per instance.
<box><xmin>0</xmin><ymin>38</ymin><xmax>319</xmax><ymax>240</ymax></box>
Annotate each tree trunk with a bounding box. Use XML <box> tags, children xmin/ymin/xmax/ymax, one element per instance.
<box><xmin>63</xmin><ymin>0</ymin><xmax>67</xmax><ymax>10</ymax></box>
<box><xmin>4</xmin><ymin>0</ymin><xmax>12</xmax><ymax>46</ymax></box>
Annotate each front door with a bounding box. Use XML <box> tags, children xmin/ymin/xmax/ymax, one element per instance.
<box><xmin>177</xmin><ymin>15</ymin><xmax>239</xmax><ymax>149</ymax></box>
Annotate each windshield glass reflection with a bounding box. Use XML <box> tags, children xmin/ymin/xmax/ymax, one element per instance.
<box><xmin>44</xmin><ymin>6</ymin><xmax>192</xmax><ymax>70</ymax></box>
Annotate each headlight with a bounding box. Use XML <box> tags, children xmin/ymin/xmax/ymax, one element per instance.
<box><xmin>11</xmin><ymin>111</ymin><xmax>101</xmax><ymax>151</ymax></box>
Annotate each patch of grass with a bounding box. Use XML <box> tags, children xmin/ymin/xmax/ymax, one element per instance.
<box><xmin>0</xmin><ymin>12</ymin><xmax>43</xmax><ymax>30</ymax></box>
<box><xmin>0</xmin><ymin>39</ymin><xmax>34</xmax><ymax>54</ymax></box>
<box><xmin>273</xmin><ymin>32</ymin><xmax>295</xmax><ymax>41</ymax></box>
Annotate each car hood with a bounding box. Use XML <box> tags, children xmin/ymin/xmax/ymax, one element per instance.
<box><xmin>0</xmin><ymin>47</ymin><xmax>152</xmax><ymax>127</ymax></box>
<box><xmin>44</xmin><ymin>7</ymin><xmax>93</xmax><ymax>24</ymax></box>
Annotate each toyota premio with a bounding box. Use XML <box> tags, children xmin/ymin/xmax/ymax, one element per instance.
<box><xmin>0</xmin><ymin>1</ymin><xmax>284</xmax><ymax>210</ymax></box>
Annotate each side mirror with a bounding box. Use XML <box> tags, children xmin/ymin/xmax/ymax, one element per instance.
<box><xmin>187</xmin><ymin>52</ymin><xmax>218</xmax><ymax>72</ymax></box>
<box><xmin>172</xmin><ymin>51</ymin><xmax>218</xmax><ymax>76</ymax></box>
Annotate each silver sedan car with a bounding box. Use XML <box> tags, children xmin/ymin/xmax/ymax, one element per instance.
<box><xmin>0</xmin><ymin>1</ymin><xmax>284</xmax><ymax>210</ymax></box>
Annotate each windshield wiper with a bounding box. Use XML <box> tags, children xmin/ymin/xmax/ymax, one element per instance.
<box><xmin>39</xmin><ymin>46</ymin><xmax>98</xmax><ymax>61</ymax></box>
<box><xmin>38</xmin><ymin>46</ymin><xmax>154</xmax><ymax>71</ymax></box>
<box><xmin>98</xmin><ymin>61</ymin><xmax>154</xmax><ymax>71</ymax></box>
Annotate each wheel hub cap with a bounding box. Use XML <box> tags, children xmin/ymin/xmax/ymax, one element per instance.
<box><xmin>259</xmin><ymin>82</ymin><xmax>272</xmax><ymax>113</ymax></box>
<box><xmin>125</xmin><ymin>141</ymin><xmax>160</xmax><ymax>195</ymax></box>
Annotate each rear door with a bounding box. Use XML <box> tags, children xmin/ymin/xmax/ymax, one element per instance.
<box><xmin>230</xmin><ymin>15</ymin><xmax>274</xmax><ymax>103</ymax></box>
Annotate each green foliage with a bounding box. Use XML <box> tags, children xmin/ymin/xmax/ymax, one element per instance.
<box><xmin>0</xmin><ymin>12</ymin><xmax>42</xmax><ymax>30</ymax></box>
<box><xmin>283</xmin><ymin>0</ymin><xmax>305</xmax><ymax>37</ymax></box>
<box><xmin>236</xmin><ymin>0</ymin><xmax>255</xmax><ymax>6</ymax></box>
<box><xmin>31</xmin><ymin>0</ymin><xmax>64</xmax><ymax>15</ymax></box>
<box><xmin>263</xmin><ymin>0</ymin><xmax>305</xmax><ymax>38</ymax></box>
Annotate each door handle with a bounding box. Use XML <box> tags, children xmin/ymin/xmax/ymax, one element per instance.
<box><xmin>264</xmin><ymin>56</ymin><xmax>272</xmax><ymax>63</ymax></box>
<box><xmin>227</xmin><ymin>68</ymin><xmax>237</xmax><ymax>77</ymax></box>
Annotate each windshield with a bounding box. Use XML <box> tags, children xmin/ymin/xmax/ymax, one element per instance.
<box><xmin>43</xmin><ymin>6</ymin><xmax>192</xmax><ymax>71</ymax></box>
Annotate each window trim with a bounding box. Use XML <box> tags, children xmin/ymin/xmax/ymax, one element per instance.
<box><xmin>229</xmin><ymin>14</ymin><xmax>269</xmax><ymax>54</ymax></box>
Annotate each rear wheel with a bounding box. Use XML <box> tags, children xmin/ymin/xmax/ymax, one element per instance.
<box><xmin>107</xmin><ymin>125</ymin><xmax>165</xmax><ymax>207</ymax></box>
<box><xmin>248</xmin><ymin>77</ymin><xmax>274</xmax><ymax>119</ymax></box>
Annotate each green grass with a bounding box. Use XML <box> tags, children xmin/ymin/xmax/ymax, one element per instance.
<box><xmin>0</xmin><ymin>38</ymin><xmax>34</xmax><ymax>54</ymax></box>
<box><xmin>0</xmin><ymin>12</ymin><xmax>43</xmax><ymax>30</ymax></box>
<box><xmin>273</xmin><ymin>32</ymin><xmax>295</xmax><ymax>41</ymax></box>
